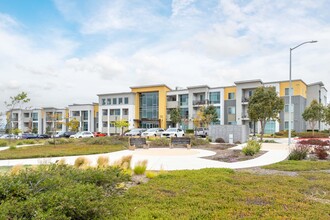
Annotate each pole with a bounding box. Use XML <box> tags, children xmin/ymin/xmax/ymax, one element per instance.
<box><xmin>288</xmin><ymin>48</ymin><xmax>292</xmax><ymax>146</ymax></box>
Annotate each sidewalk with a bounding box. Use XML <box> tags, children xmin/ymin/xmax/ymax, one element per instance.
<box><xmin>0</xmin><ymin>143</ymin><xmax>290</xmax><ymax>170</ymax></box>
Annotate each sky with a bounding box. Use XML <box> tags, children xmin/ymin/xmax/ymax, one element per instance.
<box><xmin>0</xmin><ymin>0</ymin><xmax>330</xmax><ymax>113</ymax></box>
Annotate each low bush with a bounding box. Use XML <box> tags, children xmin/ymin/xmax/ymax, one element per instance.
<box><xmin>190</xmin><ymin>136</ymin><xmax>209</xmax><ymax>146</ymax></box>
<box><xmin>185</xmin><ymin>129</ymin><xmax>194</xmax><ymax>134</ymax></box>
<box><xmin>262</xmin><ymin>139</ymin><xmax>277</xmax><ymax>143</ymax></box>
<box><xmin>9</xmin><ymin>145</ymin><xmax>16</xmax><ymax>150</ymax></box>
<box><xmin>296</xmin><ymin>132</ymin><xmax>329</xmax><ymax>138</ymax></box>
<box><xmin>83</xmin><ymin>136</ymin><xmax>129</xmax><ymax>147</ymax></box>
<box><xmin>289</xmin><ymin>144</ymin><xmax>310</xmax><ymax>160</ymax></box>
<box><xmin>215</xmin><ymin>137</ymin><xmax>225</xmax><ymax>143</ymax></box>
<box><xmin>133</xmin><ymin>160</ymin><xmax>148</xmax><ymax>175</ymax></box>
<box><xmin>149</xmin><ymin>138</ymin><xmax>170</xmax><ymax>147</ymax></box>
<box><xmin>314</xmin><ymin>146</ymin><xmax>329</xmax><ymax>160</ymax></box>
<box><xmin>242</xmin><ymin>140</ymin><xmax>261</xmax><ymax>156</ymax></box>
<box><xmin>16</xmin><ymin>141</ymin><xmax>23</xmax><ymax>145</ymax></box>
<box><xmin>47</xmin><ymin>138</ymin><xmax>75</xmax><ymax>145</ymax></box>
<box><xmin>145</xmin><ymin>171</ymin><xmax>158</xmax><ymax>179</ymax></box>
<box><xmin>22</xmin><ymin>139</ymin><xmax>36</xmax><ymax>145</ymax></box>
<box><xmin>297</xmin><ymin>139</ymin><xmax>329</xmax><ymax>146</ymax></box>
<box><xmin>0</xmin><ymin>140</ymin><xmax>8</xmax><ymax>147</ymax></box>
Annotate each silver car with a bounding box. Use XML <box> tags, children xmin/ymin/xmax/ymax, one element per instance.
<box><xmin>141</xmin><ymin>128</ymin><xmax>165</xmax><ymax>137</ymax></box>
<box><xmin>124</xmin><ymin>128</ymin><xmax>146</xmax><ymax>136</ymax></box>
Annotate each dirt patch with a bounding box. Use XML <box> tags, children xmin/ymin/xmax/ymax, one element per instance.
<box><xmin>201</xmin><ymin>144</ymin><xmax>266</xmax><ymax>163</ymax></box>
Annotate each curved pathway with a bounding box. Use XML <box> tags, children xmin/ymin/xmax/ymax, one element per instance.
<box><xmin>0</xmin><ymin>143</ymin><xmax>290</xmax><ymax>170</ymax></box>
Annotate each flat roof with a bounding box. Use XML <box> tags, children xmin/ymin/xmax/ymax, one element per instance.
<box><xmin>97</xmin><ymin>92</ymin><xmax>135</xmax><ymax>96</ymax></box>
<box><xmin>130</xmin><ymin>84</ymin><xmax>171</xmax><ymax>90</ymax></box>
<box><xmin>187</xmin><ymin>85</ymin><xmax>210</xmax><ymax>89</ymax></box>
<box><xmin>234</xmin><ymin>79</ymin><xmax>263</xmax><ymax>84</ymax></box>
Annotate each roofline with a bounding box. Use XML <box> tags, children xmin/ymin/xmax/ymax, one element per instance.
<box><xmin>234</xmin><ymin>79</ymin><xmax>263</xmax><ymax>84</ymax></box>
<box><xmin>130</xmin><ymin>84</ymin><xmax>171</xmax><ymax>90</ymax></box>
<box><xmin>308</xmin><ymin>81</ymin><xmax>324</xmax><ymax>87</ymax></box>
<box><xmin>97</xmin><ymin>92</ymin><xmax>135</xmax><ymax>96</ymax></box>
<box><xmin>186</xmin><ymin>85</ymin><xmax>210</xmax><ymax>89</ymax></box>
<box><xmin>265</xmin><ymin>79</ymin><xmax>307</xmax><ymax>86</ymax></box>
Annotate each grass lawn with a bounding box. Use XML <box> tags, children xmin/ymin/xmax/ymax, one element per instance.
<box><xmin>109</xmin><ymin>168</ymin><xmax>330</xmax><ymax>219</ymax></box>
<box><xmin>263</xmin><ymin>160</ymin><xmax>330</xmax><ymax>171</ymax></box>
<box><xmin>0</xmin><ymin>144</ymin><xmax>125</xmax><ymax>159</ymax></box>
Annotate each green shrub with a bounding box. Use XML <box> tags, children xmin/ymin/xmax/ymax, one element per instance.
<box><xmin>16</xmin><ymin>141</ymin><xmax>23</xmax><ymax>145</ymax></box>
<box><xmin>9</xmin><ymin>145</ymin><xmax>16</xmax><ymax>150</ymax></box>
<box><xmin>242</xmin><ymin>140</ymin><xmax>261</xmax><ymax>156</ymax></box>
<box><xmin>46</xmin><ymin>138</ymin><xmax>75</xmax><ymax>145</ymax></box>
<box><xmin>296</xmin><ymin>132</ymin><xmax>329</xmax><ymax>138</ymax></box>
<box><xmin>145</xmin><ymin>171</ymin><xmax>158</xmax><ymax>179</ymax></box>
<box><xmin>149</xmin><ymin>138</ymin><xmax>170</xmax><ymax>147</ymax></box>
<box><xmin>0</xmin><ymin>140</ymin><xmax>8</xmax><ymax>147</ymax></box>
<box><xmin>185</xmin><ymin>129</ymin><xmax>194</xmax><ymax>134</ymax></box>
<box><xmin>133</xmin><ymin>160</ymin><xmax>148</xmax><ymax>175</ymax></box>
<box><xmin>215</xmin><ymin>137</ymin><xmax>225</xmax><ymax>143</ymax></box>
<box><xmin>83</xmin><ymin>136</ymin><xmax>129</xmax><ymax>147</ymax></box>
<box><xmin>289</xmin><ymin>144</ymin><xmax>309</xmax><ymax>160</ymax></box>
<box><xmin>22</xmin><ymin>140</ymin><xmax>36</xmax><ymax>145</ymax></box>
<box><xmin>190</xmin><ymin>136</ymin><xmax>209</xmax><ymax>146</ymax></box>
<box><xmin>262</xmin><ymin>139</ymin><xmax>277</xmax><ymax>143</ymax></box>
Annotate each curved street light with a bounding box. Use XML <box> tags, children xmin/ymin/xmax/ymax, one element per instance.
<box><xmin>288</xmin><ymin>40</ymin><xmax>317</xmax><ymax>146</ymax></box>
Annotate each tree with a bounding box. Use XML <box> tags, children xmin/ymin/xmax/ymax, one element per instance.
<box><xmin>170</xmin><ymin>108</ymin><xmax>182</xmax><ymax>128</ymax></box>
<box><xmin>324</xmin><ymin>104</ymin><xmax>330</xmax><ymax>136</ymax></box>
<box><xmin>114</xmin><ymin>120</ymin><xmax>129</xmax><ymax>135</ymax></box>
<box><xmin>302</xmin><ymin>99</ymin><xmax>325</xmax><ymax>136</ymax></box>
<box><xmin>193</xmin><ymin>106</ymin><xmax>218</xmax><ymax>128</ymax></box>
<box><xmin>248</xmin><ymin>86</ymin><xmax>284</xmax><ymax>141</ymax></box>
<box><xmin>4</xmin><ymin>92</ymin><xmax>30</xmax><ymax>135</ymax></box>
<box><xmin>66</xmin><ymin>118</ymin><xmax>80</xmax><ymax>132</ymax></box>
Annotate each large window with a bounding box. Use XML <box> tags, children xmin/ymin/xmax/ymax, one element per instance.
<box><xmin>82</xmin><ymin>111</ymin><xmax>88</xmax><ymax>120</ymax></box>
<box><xmin>285</xmin><ymin>104</ymin><xmax>294</xmax><ymax>112</ymax></box>
<box><xmin>24</xmin><ymin>113</ymin><xmax>30</xmax><ymax>118</ymax></box>
<box><xmin>32</xmin><ymin>113</ymin><xmax>38</xmax><ymax>121</ymax></box>
<box><xmin>110</xmin><ymin>109</ymin><xmax>120</xmax><ymax>116</ymax></box>
<box><xmin>180</xmin><ymin>108</ymin><xmax>189</xmax><ymax>119</ymax></box>
<box><xmin>118</xmin><ymin>98</ymin><xmax>123</xmax><ymax>104</ymax></box>
<box><xmin>139</xmin><ymin>92</ymin><xmax>159</xmax><ymax>119</ymax></box>
<box><xmin>124</xmin><ymin>97</ymin><xmax>129</xmax><ymax>104</ymax></box>
<box><xmin>107</xmin><ymin>98</ymin><xmax>111</xmax><ymax>105</ymax></box>
<box><xmin>113</xmin><ymin>98</ymin><xmax>117</xmax><ymax>105</ymax></box>
<box><xmin>123</xmin><ymin>109</ymin><xmax>129</xmax><ymax>115</ymax></box>
<box><xmin>102</xmin><ymin>99</ymin><xmax>106</xmax><ymax>105</ymax></box>
<box><xmin>102</xmin><ymin>109</ymin><xmax>108</xmax><ymax>116</ymax></box>
<box><xmin>284</xmin><ymin>121</ymin><xmax>293</xmax><ymax>130</ymax></box>
<box><xmin>209</xmin><ymin>92</ymin><xmax>220</xmax><ymax>104</ymax></box>
<box><xmin>179</xmin><ymin>94</ymin><xmax>188</xmax><ymax>106</ymax></box>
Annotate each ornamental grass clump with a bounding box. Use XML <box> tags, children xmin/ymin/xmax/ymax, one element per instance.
<box><xmin>97</xmin><ymin>156</ymin><xmax>109</xmax><ymax>168</ymax></box>
<box><xmin>113</xmin><ymin>155</ymin><xmax>132</xmax><ymax>170</ymax></box>
<box><xmin>0</xmin><ymin>140</ymin><xmax>8</xmax><ymax>147</ymax></box>
<box><xmin>133</xmin><ymin>160</ymin><xmax>148</xmax><ymax>175</ymax></box>
<box><xmin>242</xmin><ymin>140</ymin><xmax>261</xmax><ymax>156</ymax></box>
<box><xmin>74</xmin><ymin>157</ymin><xmax>90</xmax><ymax>169</ymax></box>
<box><xmin>289</xmin><ymin>144</ymin><xmax>309</xmax><ymax>160</ymax></box>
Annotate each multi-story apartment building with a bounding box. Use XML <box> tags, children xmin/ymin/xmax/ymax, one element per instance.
<box><xmin>7</xmin><ymin>108</ymin><xmax>43</xmax><ymax>133</ymax></box>
<box><xmin>68</xmin><ymin>103</ymin><xmax>99</xmax><ymax>132</ymax></box>
<box><xmin>98</xmin><ymin>92</ymin><xmax>136</xmax><ymax>135</ymax></box>
<box><xmin>43</xmin><ymin>107</ymin><xmax>67</xmax><ymax>134</ymax></box>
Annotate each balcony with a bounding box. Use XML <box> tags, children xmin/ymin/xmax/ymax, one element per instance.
<box><xmin>167</xmin><ymin>101</ymin><xmax>179</xmax><ymax>108</ymax></box>
<box><xmin>241</xmin><ymin>97</ymin><xmax>249</xmax><ymax>104</ymax></box>
<box><xmin>193</xmin><ymin>99</ymin><xmax>209</xmax><ymax>106</ymax></box>
<box><xmin>241</xmin><ymin>113</ymin><xmax>249</xmax><ymax>120</ymax></box>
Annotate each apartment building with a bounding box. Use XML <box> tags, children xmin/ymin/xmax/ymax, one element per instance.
<box><xmin>68</xmin><ymin>103</ymin><xmax>99</xmax><ymax>132</ymax></box>
<box><xmin>166</xmin><ymin>85</ymin><xmax>224</xmax><ymax>129</ymax></box>
<box><xmin>7</xmin><ymin>108</ymin><xmax>43</xmax><ymax>133</ymax></box>
<box><xmin>98</xmin><ymin>92</ymin><xmax>135</xmax><ymax>135</ymax></box>
<box><xmin>43</xmin><ymin>107</ymin><xmax>67</xmax><ymax>134</ymax></box>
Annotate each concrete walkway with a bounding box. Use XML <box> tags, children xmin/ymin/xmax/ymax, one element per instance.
<box><xmin>0</xmin><ymin>143</ymin><xmax>290</xmax><ymax>170</ymax></box>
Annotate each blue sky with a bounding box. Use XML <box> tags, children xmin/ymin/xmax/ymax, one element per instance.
<box><xmin>0</xmin><ymin>0</ymin><xmax>330</xmax><ymax>112</ymax></box>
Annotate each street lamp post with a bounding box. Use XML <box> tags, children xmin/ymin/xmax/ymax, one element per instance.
<box><xmin>288</xmin><ymin>40</ymin><xmax>317</xmax><ymax>146</ymax></box>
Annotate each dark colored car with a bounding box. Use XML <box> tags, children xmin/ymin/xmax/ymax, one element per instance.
<box><xmin>37</xmin><ymin>134</ymin><xmax>51</xmax><ymax>139</ymax></box>
<box><xmin>63</xmin><ymin>131</ymin><xmax>77</xmax><ymax>138</ymax></box>
<box><xmin>93</xmin><ymin>132</ymin><xmax>107</xmax><ymax>137</ymax></box>
<box><xmin>21</xmin><ymin>133</ymin><xmax>38</xmax><ymax>139</ymax></box>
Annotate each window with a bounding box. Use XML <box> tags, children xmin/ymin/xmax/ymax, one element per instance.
<box><xmin>102</xmin><ymin>109</ymin><xmax>108</xmax><ymax>116</ymax></box>
<box><xmin>110</xmin><ymin>109</ymin><xmax>120</xmax><ymax>116</ymax></box>
<box><xmin>32</xmin><ymin>113</ymin><xmax>38</xmax><ymax>121</ymax></box>
<box><xmin>110</xmin><ymin>122</ymin><xmax>115</xmax><ymax>127</ymax></box>
<box><xmin>285</xmin><ymin>88</ymin><xmax>293</xmax><ymax>96</ymax></box>
<box><xmin>107</xmin><ymin>98</ymin><xmax>111</xmax><ymax>105</ymax></box>
<box><xmin>209</xmin><ymin>92</ymin><xmax>220</xmax><ymax>104</ymax></box>
<box><xmin>118</xmin><ymin>98</ymin><xmax>123</xmax><ymax>104</ymax></box>
<box><xmin>180</xmin><ymin>108</ymin><xmax>189</xmax><ymax>119</ymax></box>
<box><xmin>102</xmin><ymin>121</ymin><xmax>108</xmax><ymax>127</ymax></box>
<box><xmin>179</xmin><ymin>94</ymin><xmax>188</xmax><ymax>106</ymax></box>
<box><xmin>228</xmin><ymin>107</ymin><xmax>236</xmax><ymax>114</ymax></box>
<box><xmin>72</xmin><ymin>111</ymin><xmax>80</xmax><ymax>116</ymax></box>
<box><xmin>124</xmin><ymin>97</ymin><xmax>129</xmax><ymax>104</ymax></box>
<box><xmin>102</xmin><ymin>99</ymin><xmax>106</xmax><ymax>105</ymax></box>
<box><xmin>113</xmin><ymin>98</ymin><xmax>117</xmax><ymax>105</ymax></box>
<box><xmin>24</xmin><ymin>113</ymin><xmax>30</xmax><ymax>118</ymax></box>
<box><xmin>284</xmin><ymin>121</ymin><xmax>293</xmax><ymax>130</ymax></box>
<box><xmin>285</xmin><ymin>104</ymin><xmax>294</xmax><ymax>112</ymax></box>
<box><xmin>248</xmin><ymin>90</ymin><xmax>253</xmax><ymax>97</ymax></box>
<box><xmin>82</xmin><ymin>111</ymin><xmax>88</xmax><ymax>120</ymax></box>
<box><xmin>228</xmin><ymin>92</ymin><xmax>235</xmax><ymax>100</ymax></box>
<box><xmin>228</xmin><ymin>121</ymin><xmax>237</xmax><ymax>125</ymax></box>
<box><xmin>123</xmin><ymin>109</ymin><xmax>129</xmax><ymax>115</ymax></box>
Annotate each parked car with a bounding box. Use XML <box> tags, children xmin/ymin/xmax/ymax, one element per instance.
<box><xmin>63</xmin><ymin>131</ymin><xmax>77</xmax><ymax>138</ymax></box>
<box><xmin>124</xmin><ymin>128</ymin><xmax>146</xmax><ymax>136</ymax></box>
<box><xmin>141</xmin><ymin>128</ymin><xmax>165</xmax><ymax>137</ymax></box>
<box><xmin>93</xmin><ymin>132</ymin><xmax>107</xmax><ymax>137</ymax></box>
<box><xmin>21</xmin><ymin>133</ymin><xmax>38</xmax><ymax>139</ymax></box>
<box><xmin>0</xmin><ymin>134</ymin><xmax>17</xmax><ymax>139</ymax></box>
<box><xmin>37</xmin><ymin>134</ymin><xmax>51</xmax><ymax>139</ymax></box>
<box><xmin>69</xmin><ymin>131</ymin><xmax>94</xmax><ymax>138</ymax></box>
<box><xmin>161</xmin><ymin>128</ymin><xmax>185</xmax><ymax>138</ymax></box>
<box><xmin>194</xmin><ymin>127</ymin><xmax>209</xmax><ymax>137</ymax></box>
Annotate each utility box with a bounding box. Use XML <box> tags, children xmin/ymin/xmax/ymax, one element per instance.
<box><xmin>229</xmin><ymin>134</ymin><xmax>233</xmax><ymax>144</ymax></box>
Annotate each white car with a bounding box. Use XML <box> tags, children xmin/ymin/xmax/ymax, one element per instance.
<box><xmin>70</xmin><ymin>131</ymin><xmax>94</xmax><ymax>138</ymax></box>
<box><xmin>141</xmin><ymin>128</ymin><xmax>165</xmax><ymax>137</ymax></box>
<box><xmin>124</xmin><ymin>128</ymin><xmax>146</xmax><ymax>136</ymax></box>
<box><xmin>161</xmin><ymin>128</ymin><xmax>185</xmax><ymax>138</ymax></box>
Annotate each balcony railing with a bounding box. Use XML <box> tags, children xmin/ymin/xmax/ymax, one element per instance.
<box><xmin>241</xmin><ymin>113</ymin><xmax>249</xmax><ymax>120</ymax></box>
<box><xmin>193</xmin><ymin>99</ymin><xmax>209</xmax><ymax>105</ymax></box>
<box><xmin>242</xmin><ymin>97</ymin><xmax>249</xmax><ymax>103</ymax></box>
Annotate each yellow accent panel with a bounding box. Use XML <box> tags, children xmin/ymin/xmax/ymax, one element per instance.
<box><xmin>131</xmin><ymin>85</ymin><xmax>170</xmax><ymax>129</ymax></box>
<box><xmin>224</xmin><ymin>87</ymin><xmax>237</xmax><ymax>100</ymax></box>
<box><xmin>93</xmin><ymin>104</ymin><xmax>99</xmax><ymax>117</ymax></box>
<box><xmin>279</xmin><ymin>80</ymin><xmax>307</xmax><ymax>98</ymax></box>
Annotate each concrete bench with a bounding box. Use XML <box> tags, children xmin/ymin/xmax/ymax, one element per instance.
<box><xmin>129</xmin><ymin>137</ymin><xmax>149</xmax><ymax>150</ymax></box>
<box><xmin>170</xmin><ymin>137</ymin><xmax>191</xmax><ymax>149</ymax></box>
